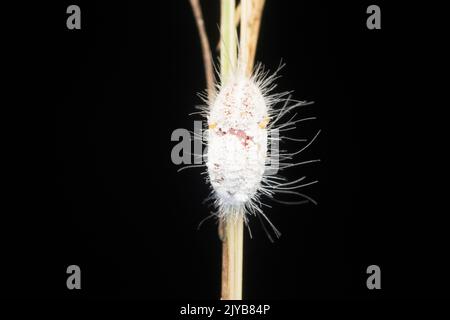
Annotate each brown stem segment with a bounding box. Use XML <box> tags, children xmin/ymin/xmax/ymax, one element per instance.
<box><xmin>189</xmin><ymin>0</ymin><xmax>215</xmax><ymax>101</ymax></box>
<box><xmin>246</xmin><ymin>0</ymin><xmax>266</xmax><ymax>75</ymax></box>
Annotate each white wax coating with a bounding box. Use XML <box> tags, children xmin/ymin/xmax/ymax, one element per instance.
<box><xmin>207</xmin><ymin>76</ymin><xmax>268</xmax><ymax>210</ymax></box>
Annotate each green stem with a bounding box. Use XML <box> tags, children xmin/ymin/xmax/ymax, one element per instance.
<box><xmin>220</xmin><ymin>0</ymin><xmax>237</xmax><ymax>84</ymax></box>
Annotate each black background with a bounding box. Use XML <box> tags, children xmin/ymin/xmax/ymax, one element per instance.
<box><xmin>3</xmin><ymin>0</ymin><xmax>448</xmax><ymax>303</ymax></box>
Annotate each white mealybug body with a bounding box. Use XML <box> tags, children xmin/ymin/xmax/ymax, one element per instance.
<box><xmin>207</xmin><ymin>75</ymin><xmax>268</xmax><ymax>212</ymax></box>
<box><xmin>190</xmin><ymin>64</ymin><xmax>320</xmax><ymax>238</ymax></box>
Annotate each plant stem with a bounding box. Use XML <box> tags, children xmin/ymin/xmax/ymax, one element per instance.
<box><xmin>220</xmin><ymin>0</ymin><xmax>242</xmax><ymax>300</ymax></box>
<box><xmin>221</xmin><ymin>213</ymin><xmax>244</xmax><ymax>300</ymax></box>
<box><xmin>220</xmin><ymin>0</ymin><xmax>266</xmax><ymax>301</ymax></box>
<box><xmin>246</xmin><ymin>0</ymin><xmax>266</xmax><ymax>75</ymax></box>
<box><xmin>220</xmin><ymin>0</ymin><xmax>237</xmax><ymax>84</ymax></box>
<box><xmin>188</xmin><ymin>0</ymin><xmax>215</xmax><ymax>101</ymax></box>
